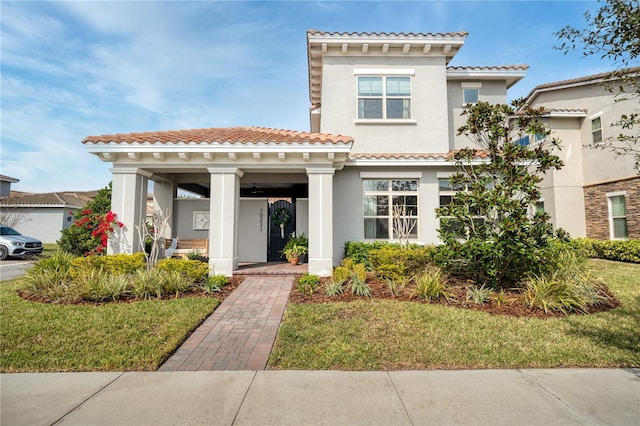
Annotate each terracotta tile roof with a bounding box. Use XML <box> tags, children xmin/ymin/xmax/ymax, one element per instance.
<box><xmin>82</xmin><ymin>126</ymin><xmax>353</xmax><ymax>145</ymax></box>
<box><xmin>0</xmin><ymin>191</ymin><xmax>97</xmax><ymax>207</ymax></box>
<box><xmin>0</xmin><ymin>174</ymin><xmax>19</xmax><ymax>183</ymax></box>
<box><xmin>447</xmin><ymin>65</ymin><xmax>529</xmax><ymax>71</ymax></box>
<box><xmin>307</xmin><ymin>30</ymin><xmax>469</xmax><ymax>39</ymax></box>
<box><xmin>350</xmin><ymin>151</ymin><xmax>489</xmax><ymax>160</ymax></box>
<box><xmin>525</xmin><ymin>66</ymin><xmax>640</xmax><ymax>101</ymax></box>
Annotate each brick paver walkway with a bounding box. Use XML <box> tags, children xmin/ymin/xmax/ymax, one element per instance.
<box><xmin>159</xmin><ymin>276</ymin><xmax>293</xmax><ymax>371</ymax></box>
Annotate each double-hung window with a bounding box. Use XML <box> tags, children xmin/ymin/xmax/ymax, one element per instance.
<box><xmin>608</xmin><ymin>192</ymin><xmax>628</xmax><ymax>239</ymax></box>
<box><xmin>357</xmin><ymin>76</ymin><xmax>411</xmax><ymax>120</ymax></box>
<box><xmin>363</xmin><ymin>179</ymin><xmax>418</xmax><ymax>240</ymax></box>
<box><xmin>591</xmin><ymin>116</ymin><xmax>603</xmax><ymax>143</ymax></box>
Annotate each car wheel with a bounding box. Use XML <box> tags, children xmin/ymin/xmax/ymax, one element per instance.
<box><xmin>0</xmin><ymin>245</ymin><xmax>8</xmax><ymax>260</ymax></box>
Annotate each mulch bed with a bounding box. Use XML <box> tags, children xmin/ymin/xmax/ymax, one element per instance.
<box><xmin>288</xmin><ymin>276</ymin><xmax>620</xmax><ymax>318</ymax></box>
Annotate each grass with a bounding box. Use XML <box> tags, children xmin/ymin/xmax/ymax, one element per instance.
<box><xmin>269</xmin><ymin>260</ymin><xmax>640</xmax><ymax>370</ymax></box>
<box><xmin>0</xmin><ymin>279</ymin><xmax>220</xmax><ymax>372</ymax></box>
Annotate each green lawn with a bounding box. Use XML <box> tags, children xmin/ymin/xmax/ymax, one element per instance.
<box><xmin>269</xmin><ymin>260</ymin><xmax>640</xmax><ymax>370</ymax></box>
<box><xmin>0</xmin><ymin>280</ymin><xmax>220</xmax><ymax>372</ymax></box>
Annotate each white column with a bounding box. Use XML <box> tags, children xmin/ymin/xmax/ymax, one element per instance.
<box><xmin>306</xmin><ymin>167</ymin><xmax>335</xmax><ymax>277</ymax></box>
<box><xmin>152</xmin><ymin>178</ymin><xmax>176</xmax><ymax>240</ymax></box>
<box><xmin>208</xmin><ymin>167</ymin><xmax>243</xmax><ymax>277</ymax></box>
<box><xmin>109</xmin><ymin>168</ymin><xmax>151</xmax><ymax>254</ymax></box>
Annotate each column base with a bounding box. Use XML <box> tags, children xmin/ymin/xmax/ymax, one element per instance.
<box><xmin>210</xmin><ymin>257</ymin><xmax>238</xmax><ymax>277</ymax></box>
<box><xmin>308</xmin><ymin>257</ymin><xmax>334</xmax><ymax>277</ymax></box>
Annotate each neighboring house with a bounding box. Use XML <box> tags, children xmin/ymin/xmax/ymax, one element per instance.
<box><xmin>82</xmin><ymin>30</ymin><xmax>529</xmax><ymax>276</ymax></box>
<box><xmin>524</xmin><ymin>67</ymin><xmax>639</xmax><ymax>240</ymax></box>
<box><xmin>0</xmin><ymin>191</ymin><xmax>97</xmax><ymax>243</ymax></box>
<box><xmin>0</xmin><ymin>175</ymin><xmax>19</xmax><ymax>197</ymax></box>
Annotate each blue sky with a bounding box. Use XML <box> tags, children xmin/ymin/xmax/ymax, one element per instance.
<box><xmin>1</xmin><ymin>0</ymin><xmax>612</xmax><ymax>193</ymax></box>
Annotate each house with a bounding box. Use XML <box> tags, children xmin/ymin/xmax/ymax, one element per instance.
<box><xmin>0</xmin><ymin>175</ymin><xmax>19</xmax><ymax>197</ymax></box>
<box><xmin>82</xmin><ymin>30</ymin><xmax>529</xmax><ymax>276</ymax></box>
<box><xmin>523</xmin><ymin>67</ymin><xmax>639</xmax><ymax>240</ymax></box>
<box><xmin>0</xmin><ymin>190</ymin><xmax>97</xmax><ymax>243</ymax></box>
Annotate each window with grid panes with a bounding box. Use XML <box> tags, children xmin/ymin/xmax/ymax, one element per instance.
<box><xmin>357</xmin><ymin>76</ymin><xmax>411</xmax><ymax>120</ymax></box>
<box><xmin>363</xmin><ymin>179</ymin><xmax>418</xmax><ymax>240</ymax></box>
<box><xmin>608</xmin><ymin>194</ymin><xmax>628</xmax><ymax>239</ymax></box>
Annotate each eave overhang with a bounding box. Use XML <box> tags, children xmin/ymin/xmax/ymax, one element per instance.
<box><xmin>307</xmin><ymin>30</ymin><xmax>468</xmax><ymax>106</ymax></box>
<box><xmin>446</xmin><ymin>66</ymin><xmax>529</xmax><ymax>89</ymax></box>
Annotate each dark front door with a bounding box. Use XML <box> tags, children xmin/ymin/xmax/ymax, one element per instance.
<box><xmin>268</xmin><ymin>200</ymin><xmax>296</xmax><ymax>261</ymax></box>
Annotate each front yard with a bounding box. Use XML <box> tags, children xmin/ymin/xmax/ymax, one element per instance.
<box><xmin>0</xmin><ymin>279</ymin><xmax>221</xmax><ymax>372</ymax></box>
<box><xmin>1</xmin><ymin>259</ymin><xmax>638</xmax><ymax>372</ymax></box>
<box><xmin>268</xmin><ymin>260</ymin><xmax>640</xmax><ymax>370</ymax></box>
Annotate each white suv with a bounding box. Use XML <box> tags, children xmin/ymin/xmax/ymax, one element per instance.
<box><xmin>0</xmin><ymin>225</ymin><xmax>43</xmax><ymax>260</ymax></box>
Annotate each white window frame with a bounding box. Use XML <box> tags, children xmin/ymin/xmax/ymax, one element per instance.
<box><xmin>607</xmin><ymin>191</ymin><xmax>628</xmax><ymax>240</ymax></box>
<box><xmin>591</xmin><ymin>116</ymin><xmax>603</xmax><ymax>143</ymax></box>
<box><xmin>461</xmin><ymin>82</ymin><xmax>481</xmax><ymax>105</ymax></box>
<box><xmin>363</xmin><ymin>178</ymin><xmax>419</xmax><ymax>241</ymax></box>
<box><xmin>355</xmin><ymin>71</ymin><xmax>414</xmax><ymax>123</ymax></box>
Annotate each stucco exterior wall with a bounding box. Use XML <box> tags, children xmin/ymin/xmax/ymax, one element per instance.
<box><xmin>538</xmin><ymin>117</ymin><xmax>587</xmax><ymax>236</ymax></box>
<box><xmin>320</xmin><ymin>55</ymin><xmax>450</xmax><ymax>154</ymax></box>
<box><xmin>447</xmin><ymin>80</ymin><xmax>508</xmax><ymax>150</ymax></box>
<box><xmin>237</xmin><ymin>199</ymin><xmax>268</xmax><ymax>262</ymax></box>
<box><xmin>173</xmin><ymin>198</ymin><xmax>210</xmax><ymax>239</ymax></box>
<box><xmin>530</xmin><ymin>84</ymin><xmax>637</xmax><ymax>185</ymax></box>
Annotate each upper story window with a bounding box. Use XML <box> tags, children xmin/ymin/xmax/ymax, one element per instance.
<box><xmin>463</xmin><ymin>88</ymin><xmax>479</xmax><ymax>104</ymax></box>
<box><xmin>357</xmin><ymin>76</ymin><xmax>411</xmax><ymax>120</ymax></box>
<box><xmin>591</xmin><ymin>116</ymin><xmax>603</xmax><ymax>143</ymax></box>
<box><xmin>461</xmin><ymin>82</ymin><xmax>481</xmax><ymax>106</ymax></box>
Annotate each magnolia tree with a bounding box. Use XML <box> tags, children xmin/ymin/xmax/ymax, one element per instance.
<box><xmin>436</xmin><ymin>100</ymin><xmax>564</xmax><ymax>288</ymax></box>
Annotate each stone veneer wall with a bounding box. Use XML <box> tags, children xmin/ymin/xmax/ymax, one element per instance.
<box><xmin>584</xmin><ymin>176</ymin><xmax>639</xmax><ymax>240</ymax></box>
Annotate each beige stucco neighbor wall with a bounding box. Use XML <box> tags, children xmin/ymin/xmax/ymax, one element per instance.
<box><xmin>530</xmin><ymin>84</ymin><xmax>637</xmax><ymax>185</ymax></box>
<box><xmin>14</xmin><ymin>208</ymin><xmax>73</xmax><ymax>243</ymax></box>
<box><xmin>584</xmin><ymin>177</ymin><xmax>639</xmax><ymax>240</ymax></box>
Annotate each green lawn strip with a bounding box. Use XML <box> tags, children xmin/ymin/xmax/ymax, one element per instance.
<box><xmin>269</xmin><ymin>260</ymin><xmax>640</xmax><ymax>370</ymax></box>
<box><xmin>0</xmin><ymin>280</ymin><xmax>220</xmax><ymax>372</ymax></box>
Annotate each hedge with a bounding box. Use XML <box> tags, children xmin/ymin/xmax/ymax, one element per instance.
<box><xmin>570</xmin><ymin>238</ymin><xmax>640</xmax><ymax>263</ymax></box>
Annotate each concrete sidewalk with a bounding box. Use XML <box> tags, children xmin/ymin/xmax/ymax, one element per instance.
<box><xmin>2</xmin><ymin>369</ymin><xmax>638</xmax><ymax>425</ymax></box>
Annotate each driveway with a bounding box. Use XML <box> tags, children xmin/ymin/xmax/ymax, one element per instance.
<box><xmin>0</xmin><ymin>258</ymin><xmax>33</xmax><ymax>281</ymax></box>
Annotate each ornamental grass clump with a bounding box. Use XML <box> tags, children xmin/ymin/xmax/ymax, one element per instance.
<box><xmin>21</xmin><ymin>250</ymin><xmax>75</xmax><ymax>302</ymax></box>
<box><xmin>349</xmin><ymin>273</ymin><xmax>372</xmax><ymax>297</ymax></box>
<box><xmin>466</xmin><ymin>284</ymin><xmax>492</xmax><ymax>305</ymax></box>
<box><xmin>524</xmin><ymin>250</ymin><xmax>609</xmax><ymax>314</ymax></box>
<box><xmin>412</xmin><ymin>265</ymin><xmax>451</xmax><ymax>302</ymax></box>
<box><xmin>324</xmin><ymin>278</ymin><xmax>345</xmax><ymax>296</ymax></box>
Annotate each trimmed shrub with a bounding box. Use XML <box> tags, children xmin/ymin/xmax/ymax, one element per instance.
<box><xmin>370</xmin><ymin>245</ymin><xmax>435</xmax><ymax>281</ymax></box>
<box><xmin>69</xmin><ymin>252</ymin><xmax>146</xmax><ymax>279</ymax></box>
<box><xmin>344</xmin><ymin>241</ymin><xmax>392</xmax><ymax>270</ymax></box>
<box><xmin>570</xmin><ymin>238</ymin><xmax>640</xmax><ymax>263</ymax></box>
<box><xmin>156</xmin><ymin>258</ymin><xmax>209</xmax><ymax>283</ymax></box>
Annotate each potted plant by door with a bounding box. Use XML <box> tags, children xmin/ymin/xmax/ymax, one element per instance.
<box><xmin>282</xmin><ymin>244</ymin><xmax>308</xmax><ymax>265</ymax></box>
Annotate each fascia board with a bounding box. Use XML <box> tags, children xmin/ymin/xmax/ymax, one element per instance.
<box><xmin>86</xmin><ymin>143</ymin><xmax>352</xmax><ymax>154</ymax></box>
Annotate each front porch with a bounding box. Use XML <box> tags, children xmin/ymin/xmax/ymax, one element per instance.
<box><xmin>83</xmin><ymin>127</ymin><xmax>353</xmax><ymax>277</ymax></box>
